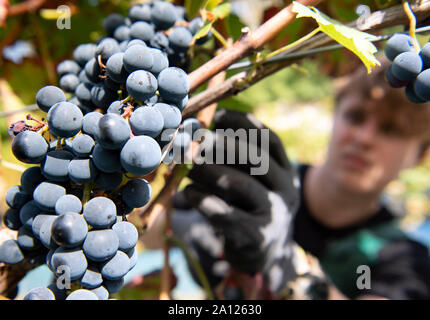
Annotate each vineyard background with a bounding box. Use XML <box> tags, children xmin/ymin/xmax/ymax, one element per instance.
<box><xmin>0</xmin><ymin>0</ymin><xmax>429</xmax><ymax>299</ymax></box>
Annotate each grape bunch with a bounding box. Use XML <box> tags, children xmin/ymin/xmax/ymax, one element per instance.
<box><xmin>0</xmin><ymin>0</ymin><xmax>209</xmax><ymax>300</ymax></box>
<box><xmin>384</xmin><ymin>33</ymin><xmax>430</xmax><ymax>103</ymax></box>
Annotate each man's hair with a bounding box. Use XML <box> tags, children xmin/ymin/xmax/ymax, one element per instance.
<box><xmin>335</xmin><ymin>56</ymin><xmax>430</xmax><ymax>154</ymax></box>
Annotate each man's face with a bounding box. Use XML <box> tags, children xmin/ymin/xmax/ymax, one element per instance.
<box><xmin>325</xmin><ymin>94</ymin><xmax>423</xmax><ymax>195</ymax></box>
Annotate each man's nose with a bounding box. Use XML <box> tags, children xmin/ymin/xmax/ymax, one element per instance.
<box><xmin>354</xmin><ymin>118</ymin><xmax>379</xmax><ymax>145</ymax></box>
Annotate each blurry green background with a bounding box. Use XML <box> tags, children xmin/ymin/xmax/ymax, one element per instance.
<box><xmin>0</xmin><ymin>0</ymin><xmax>429</xmax><ymax>299</ymax></box>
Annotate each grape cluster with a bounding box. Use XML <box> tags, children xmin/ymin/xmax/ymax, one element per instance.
<box><xmin>0</xmin><ymin>0</ymin><xmax>208</xmax><ymax>300</ymax></box>
<box><xmin>384</xmin><ymin>33</ymin><xmax>430</xmax><ymax>103</ymax></box>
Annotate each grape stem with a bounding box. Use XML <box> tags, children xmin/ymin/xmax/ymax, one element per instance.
<box><xmin>403</xmin><ymin>0</ymin><xmax>421</xmax><ymax>52</ymax></box>
<box><xmin>211</xmin><ymin>27</ymin><xmax>230</xmax><ymax>48</ymax></box>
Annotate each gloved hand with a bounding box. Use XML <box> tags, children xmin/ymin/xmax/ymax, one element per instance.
<box><xmin>179</xmin><ymin>109</ymin><xmax>301</xmax><ymax>294</ymax></box>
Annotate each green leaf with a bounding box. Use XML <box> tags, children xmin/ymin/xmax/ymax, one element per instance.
<box><xmin>194</xmin><ymin>20</ymin><xmax>213</xmax><ymax>40</ymax></box>
<box><xmin>185</xmin><ymin>0</ymin><xmax>207</xmax><ymax>20</ymax></box>
<box><xmin>292</xmin><ymin>1</ymin><xmax>380</xmax><ymax>73</ymax></box>
<box><xmin>205</xmin><ymin>0</ymin><xmax>223</xmax><ymax>11</ymax></box>
<box><xmin>212</xmin><ymin>2</ymin><xmax>231</xmax><ymax>20</ymax></box>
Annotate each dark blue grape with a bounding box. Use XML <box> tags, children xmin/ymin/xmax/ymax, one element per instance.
<box><xmin>51</xmin><ymin>212</ymin><xmax>88</xmax><ymax>248</ymax></box>
<box><xmin>19</xmin><ymin>200</ymin><xmax>41</xmax><ymax>230</ymax></box>
<box><xmin>157</xmin><ymin>67</ymin><xmax>189</xmax><ymax>103</ymax></box>
<box><xmin>0</xmin><ymin>240</ymin><xmax>24</xmax><ymax>264</ymax></box>
<box><xmin>12</xmin><ymin>131</ymin><xmax>49</xmax><ymax>164</ymax></box>
<box><xmin>33</xmin><ymin>182</ymin><xmax>66</xmax><ymax>212</ymax></box>
<box><xmin>32</xmin><ymin>215</ymin><xmax>57</xmax><ymax>239</ymax></box>
<box><xmin>90</xmin><ymin>286</ymin><xmax>109</xmax><ymax>300</ymax></box>
<box><xmin>36</xmin><ymin>86</ymin><xmax>66</xmax><ymax>112</ymax></box>
<box><xmin>17</xmin><ymin>226</ymin><xmax>41</xmax><ymax>250</ymax></box>
<box><xmin>126</xmin><ymin>39</ymin><xmax>147</xmax><ymax>49</ymax></box>
<box><xmin>47</xmin><ymin>283</ymin><xmax>67</xmax><ymax>300</ymax></box>
<box><xmin>51</xmin><ymin>247</ymin><xmax>88</xmax><ymax>281</ymax></box>
<box><xmin>129</xmin><ymin>106</ymin><xmax>164</xmax><ymax>137</ymax></box>
<box><xmin>82</xmin><ymin>112</ymin><xmax>103</xmax><ymax>138</ymax></box>
<box><xmin>123</xmin><ymin>45</ymin><xmax>154</xmax><ymax>73</ymax></box>
<box><xmin>119</xmin><ymin>40</ymin><xmax>129</xmax><ymax>52</ymax></box>
<box><xmin>73</xmin><ymin>43</ymin><xmax>97</xmax><ymax>67</ymax></box>
<box><xmin>103</xmin><ymin>278</ymin><xmax>124</xmax><ymax>294</ymax></box>
<box><xmin>414</xmin><ymin>69</ymin><xmax>430</xmax><ymax>101</ymax></box>
<box><xmin>385</xmin><ymin>65</ymin><xmax>409</xmax><ymax>88</ymax></box>
<box><xmin>41</xmin><ymin>150</ymin><xmax>74</xmax><ymax>182</ymax></box>
<box><xmin>391</xmin><ymin>51</ymin><xmax>422</xmax><ymax>81</ymax></box>
<box><xmin>47</xmin><ymin>101</ymin><xmax>83</xmax><ymax>138</ymax></box>
<box><xmin>154</xmin><ymin>102</ymin><xmax>182</xmax><ymax>129</ymax></box>
<box><xmin>21</xmin><ymin>167</ymin><xmax>44</xmax><ymax>195</ymax></box>
<box><xmin>406</xmin><ymin>80</ymin><xmax>426</xmax><ymax>103</ymax></box>
<box><xmin>66</xmin><ymin>289</ymin><xmax>99</xmax><ymax>300</ymax></box>
<box><xmin>59</xmin><ymin>74</ymin><xmax>80</xmax><ymax>93</ymax></box>
<box><xmin>39</xmin><ymin>218</ymin><xmax>58</xmax><ymax>249</ymax></box>
<box><xmin>120</xmin><ymin>178</ymin><xmax>151</xmax><ymax>209</ymax></box>
<box><xmin>107</xmin><ymin>100</ymin><xmax>124</xmax><ymax>115</ymax></box>
<box><xmin>96</xmin><ymin>113</ymin><xmax>131</xmax><ymax>150</ymax></box>
<box><xmin>91</xmin><ymin>144</ymin><xmax>122</xmax><ymax>173</ymax></box>
<box><xmin>150</xmin><ymin>32</ymin><xmax>169</xmax><ymax>51</ymax></box>
<box><xmin>113</xmin><ymin>25</ymin><xmax>131</xmax><ymax>42</ymax></box>
<box><xmin>169</xmin><ymin>26</ymin><xmax>193</xmax><ymax>52</ymax></box>
<box><xmin>151</xmin><ymin>1</ymin><xmax>177</xmax><ymax>30</ymax></box>
<box><xmin>104</xmin><ymin>76</ymin><xmax>122</xmax><ymax>92</ymax></box>
<box><xmin>126</xmin><ymin>247</ymin><xmax>138</xmax><ymax>270</ymax></box>
<box><xmin>6</xmin><ymin>185</ymin><xmax>30</xmax><ymax>209</ymax></box>
<box><xmin>81</xmin><ymin>265</ymin><xmax>103</xmax><ymax>289</ymax></box>
<box><xmin>420</xmin><ymin>42</ymin><xmax>430</xmax><ymax>68</ymax></box>
<box><xmin>130</xmin><ymin>21</ymin><xmax>155</xmax><ymax>43</ymax></box>
<box><xmin>83</xmin><ymin>197</ymin><xmax>117</xmax><ymax>229</ymax></box>
<box><xmin>55</xmin><ymin>194</ymin><xmax>82</xmax><ymax>215</ymax></box>
<box><xmin>71</xmin><ymin>134</ymin><xmax>95</xmax><ymax>157</ymax></box>
<box><xmin>128</xmin><ymin>4</ymin><xmax>152</xmax><ymax>23</ymax></box>
<box><xmin>384</xmin><ymin>33</ymin><xmax>415</xmax><ymax>61</ymax></box>
<box><xmin>175</xmin><ymin>5</ymin><xmax>186</xmax><ymax>21</ymax></box>
<box><xmin>112</xmin><ymin>221</ymin><xmax>138</xmax><ymax>251</ymax></box>
<box><xmin>90</xmin><ymin>83</ymin><xmax>118</xmax><ymax>109</ymax></box>
<box><xmin>83</xmin><ymin>229</ymin><xmax>119</xmax><ymax>262</ymax></box>
<box><xmin>4</xmin><ymin>208</ymin><xmax>22</xmax><ymax>230</ymax></box>
<box><xmin>68</xmin><ymin>158</ymin><xmax>98</xmax><ymax>184</ymax></box>
<box><xmin>120</xmin><ymin>136</ymin><xmax>161</xmax><ymax>175</ymax></box>
<box><xmin>149</xmin><ymin>48</ymin><xmax>169</xmax><ymax>76</ymax></box>
<box><xmin>24</xmin><ymin>287</ymin><xmax>55</xmax><ymax>300</ymax></box>
<box><xmin>84</xmin><ymin>57</ymin><xmax>101</xmax><ymax>83</ymax></box>
<box><xmin>106</xmin><ymin>52</ymin><xmax>129</xmax><ymax>83</ymax></box>
<box><xmin>126</xmin><ymin>70</ymin><xmax>157</xmax><ymax>101</ymax></box>
<box><xmin>95</xmin><ymin>37</ymin><xmax>120</xmax><ymax>63</ymax></box>
<box><xmin>57</xmin><ymin>60</ymin><xmax>81</xmax><ymax>77</ymax></box>
<box><xmin>75</xmin><ymin>83</ymin><xmax>95</xmax><ymax>108</ymax></box>
<box><xmin>103</xmin><ymin>13</ymin><xmax>125</xmax><ymax>37</ymax></box>
<box><xmin>78</xmin><ymin>69</ymin><xmax>91</xmax><ymax>84</ymax></box>
<box><xmin>100</xmin><ymin>250</ymin><xmax>130</xmax><ymax>280</ymax></box>
<box><xmin>95</xmin><ymin>171</ymin><xmax>123</xmax><ymax>191</ymax></box>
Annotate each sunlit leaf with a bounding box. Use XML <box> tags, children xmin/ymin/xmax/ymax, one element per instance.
<box><xmin>206</xmin><ymin>0</ymin><xmax>223</xmax><ymax>11</ymax></box>
<box><xmin>212</xmin><ymin>2</ymin><xmax>231</xmax><ymax>20</ymax></box>
<box><xmin>194</xmin><ymin>19</ymin><xmax>213</xmax><ymax>40</ymax></box>
<box><xmin>292</xmin><ymin>1</ymin><xmax>380</xmax><ymax>73</ymax></box>
<box><xmin>185</xmin><ymin>0</ymin><xmax>207</xmax><ymax>20</ymax></box>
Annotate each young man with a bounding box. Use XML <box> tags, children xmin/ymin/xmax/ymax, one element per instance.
<box><xmin>170</xmin><ymin>61</ymin><xmax>430</xmax><ymax>300</ymax></box>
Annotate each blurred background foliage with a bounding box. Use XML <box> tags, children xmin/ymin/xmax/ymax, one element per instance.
<box><xmin>0</xmin><ymin>0</ymin><xmax>429</xmax><ymax>299</ymax></box>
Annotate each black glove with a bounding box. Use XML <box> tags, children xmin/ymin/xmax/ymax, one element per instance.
<box><xmin>179</xmin><ymin>109</ymin><xmax>300</xmax><ymax>294</ymax></box>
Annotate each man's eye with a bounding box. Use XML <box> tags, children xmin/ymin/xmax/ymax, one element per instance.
<box><xmin>344</xmin><ymin>110</ymin><xmax>365</xmax><ymax>124</ymax></box>
<box><xmin>380</xmin><ymin>123</ymin><xmax>402</xmax><ymax>136</ymax></box>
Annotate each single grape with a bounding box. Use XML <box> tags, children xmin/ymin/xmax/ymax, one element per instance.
<box><xmin>129</xmin><ymin>106</ymin><xmax>164</xmax><ymax>137</ymax></box>
<box><xmin>95</xmin><ymin>37</ymin><xmax>120</xmax><ymax>63</ymax></box>
<box><xmin>102</xmin><ymin>13</ymin><xmax>125</xmax><ymax>37</ymax></box>
<box><xmin>150</xmin><ymin>32</ymin><xmax>169</xmax><ymax>51</ymax></box>
<box><xmin>71</xmin><ymin>134</ymin><xmax>95</xmax><ymax>157</ymax></box>
<box><xmin>33</xmin><ymin>182</ymin><xmax>66</xmax><ymax>212</ymax></box>
<box><xmin>39</xmin><ymin>218</ymin><xmax>59</xmax><ymax>249</ymax></box>
<box><xmin>112</xmin><ymin>221</ymin><xmax>138</xmax><ymax>251</ymax></box>
<box><xmin>384</xmin><ymin>33</ymin><xmax>415</xmax><ymax>61</ymax></box>
<box><xmin>55</xmin><ymin>194</ymin><xmax>82</xmax><ymax>215</ymax></box>
<box><xmin>12</xmin><ymin>130</ymin><xmax>49</xmax><ymax>164</ymax></box>
<box><xmin>130</xmin><ymin>21</ymin><xmax>155</xmax><ymax>43</ymax></box>
<box><xmin>151</xmin><ymin>1</ymin><xmax>178</xmax><ymax>30</ymax></box>
<box><xmin>81</xmin><ymin>265</ymin><xmax>104</xmax><ymax>289</ymax></box>
<box><xmin>414</xmin><ymin>69</ymin><xmax>430</xmax><ymax>101</ymax></box>
<box><xmin>68</xmin><ymin>158</ymin><xmax>98</xmax><ymax>184</ymax></box>
<box><xmin>82</xmin><ymin>112</ymin><xmax>103</xmax><ymax>138</ymax></box>
<box><xmin>20</xmin><ymin>166</ymin><xmax>45</xmax><ymax>194</ymax></box>
<box><xmin>154</xmin><ymin>102</ymin><xmax>182</xmax><ymax>129</ymax></box>
<box><xmin>106</xmin><ymin>52</ymin><xmax>129</xmax><ymax>83</ymax></box>
<box><xmin>90</xmin><ymin>83</ymin><xmax>118</xmax><ymax>110</ymax></box>
<box><xmin>84</xmin><ymin>57</ymin><xmax>101</xmax><ymax>83</ymax></box>
<box><xmin>32</xmin><ymin>215</ymin><xmax>57</xmax><ymax>239</ymax></box>
<box><xmin>391</xmin><ymin>51</ymin><xmax>423</xmax><ymax>81</ymax></box>
<box><xmin>78</xmin><ymin>69</ymin><xmax>91</xmax><ymax>84</ymax></box>
<box><xmin>126</xmin><ymin>247</ymin><xmax>138</xmax><ymax>271</ymax></box>
<box><xmin>41</xmin><ymin>150</ymin><xmax>74</xmax><ymax>182</ymax></box>
<box><xmin>91</xmin><ymin>144</ymin><xmax>122</xmax><ymax>173</ymax></box>
<box><xmin>73</xmin><ymin>43</ymin><xmax>97</xmax><ymax>67</ymax></box>
<box><xmin>107</xmin><ymin>100</ymin><xmax>124</xmax><ymax>115</ymax></box>
<box><xmin>96</xmin><ymin>113</ymin><xmax>131</xmax><ymax>150</ymax></box>
<box><xmin>35</xmin><ymin>86</ymin><xmax>66</xmax><ymax>112</ymax></box>
<box><xmin>103</xmin><ymin>278</ymin><xmax>124</xmax><ymax>294</ymax></box>
<box><xmin>75</xmin><ymin>83</ymin><xmax>95</xmax><ymax>108</ymax></box>
<box><xmin>17</xmin><ymin>226</ymin><xmax>42</xmax><ymax>250</ymax></box>
<box><xmin>120</xmin><ymin>178</ymin><xmax>151</xmax><ymax>209</ymax></box>
<box><xmin>120</xmin><ymin>136</ymin><xmax>161</xmax><ymax>175</ymax></box>
<box><xmin>83</xmin><ymin>197</ymin><xmax>117</xmax><ymax>229</ymax></box>
<box><xmin>4</xmin><ymin>208</ymin><xmax>23</xmax><ymax>230</ymax></box>
<box><xmin>6</xmin><ymin>185</ymin><xmax>30</xmax><ymax>209</ymax></box>
<box><xmin>149</xmin><ymin>48</ymin><xmax>169</xmax><ymax>76</ymax></box>
<box><xmin>95</xmin><ymin>171</ymin><xmax>123</xmax><ymax>191</ymax></box>
<box><xmin>51</xmin><ymin>247</ymin><xmax>88</xmax><ymax>281</ymax></box>
<box><xmin>0</xmin><ymin>239</ymin><xmax>24</xmax><ymax>264</ymax></box>
<box><xmin>405</xmin><ymin>80</ymin><xmax>427</xmax><ymax>103</ymax></box>
<box><xmin>157</xmin><ymin>67</ymin><xmax>189</xmax><ymax>103</ymax></box>
<box><xmin>123</xmin><ymin>45</ymin><xmax>154</xmax><ymax>73</ymax></box>
<box><xmin>90</xmin><ymin>286</ymin><xmax>109</xmax><ymax>300</ymax></box>
<box><xmin>126</xmin><ymin>39</ymin><xmax>147</xmax><ymax>49</ymax></box>
<box><xmin>100</xmin><ymin>250</ymin><xmax>130</xmax><ymax>280</ymax></box>
<box><xmin>83</xmin><ymin>229</ymin><xmax>119</xmax><ymax>262</ymax></box>
<box><xmin>47</xmin><ymin>101</ymin><xmax>83</xmax><ymax>138</ymax></box>
<box><xmin>126</xmin><ymin>70</ymin><xmax>158</xmax><ymax>101</ymax></box>
<box><xmin>66</xmin><ymin>289</ymin><xmax>99</xmax><ymax>300</ymax></box>
<box><xmin>420</xmin><ymin>42</ymin><xmax>430</xmax><ymax>68</ymax></box>
<box><xmin>175</xmin><ymin>5</ymin><xmax>186</xmax><ymax>21</ymax></box>
<box><xmin>51</xmin><ymin>212</ymin><xmax>88</xmax><ymax>248</ymax></box>
<box><xmin>19</xmin><ymin>200</ymin><xmax>42</xmax><ymax>230</ymax></box>
<box><xmin>169</xmin><ymin>26</ymin><xmax>193</xmax><ymax>52</ymax></box>
<box><xmin>57</xmin><ymin>60</ymin><xmax>81</xmax><ymax>77</ymax></box>
<box><xmin>113</xmin><ymin>25</ymin><xmax>131</xmax><ymax>42</ymax></box>
<box><xmin>128</xmin><ymin>4</ymin><xmax>152</xmax><ymax>23</ymax></box>
<box><xmin>385</xmin><ymin>65</ymin><xmax>409</xmax><ymax>88</ymax></box>
<box><xmin>24</xmin><ymin>287</ymin><xmax>55</xmax><ymax>300</ymax></box>
<box><xmin>59</xmin><ymin>74</ymin><xmax>80</xmax><ymax>93</ymax></box>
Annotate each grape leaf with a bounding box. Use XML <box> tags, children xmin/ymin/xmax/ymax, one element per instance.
<box><xmin>206</xmin><ymin>0</ymin><xmax>223</xmax><ymax>11</ymax></box>
<box><xmin>292</xmin><ymin>1</ymin><xmax>380</xmax><ymax>73</ymax></box>
<box><xmin>212</xmin><ymin>2</ymin><xmax>231</xmax><ymax>20</ymax></box>
<box><xmin>194</xmin><ymin>20</ymin><xmax>213</xmax><ymax>40</ymax></box>
<box><xmin>185</xmin><ymin>0</ymin><xmax>207</xmax><ymax>20</ymax></box>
